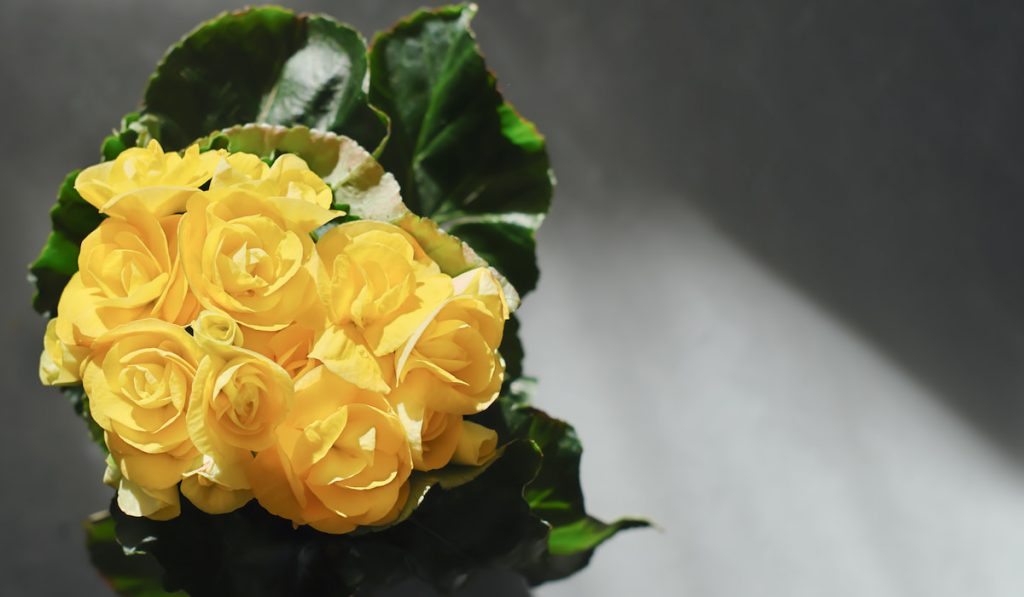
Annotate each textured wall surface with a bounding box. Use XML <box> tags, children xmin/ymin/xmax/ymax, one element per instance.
<box><xmin>3</xmin><ymin>1</ymin><xmax>1024</xmax><ymax>595</ymax></box>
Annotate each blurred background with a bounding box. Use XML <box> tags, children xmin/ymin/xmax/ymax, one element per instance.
<box><xmin>4</xmin><ymin>0</ymin><xmax>1024</xmax><ymax>595</ymax></box>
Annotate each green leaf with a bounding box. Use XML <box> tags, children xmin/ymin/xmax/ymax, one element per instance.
<box><xmin>446</xmin><ymin>220</ymin><xmax>539</xmax><ymax>298</ymax></box>
<box><xmin>522</xmin><ymin>516</ymin><xmax>650</xmax><ymax>585</ymax></box>
<box><xmin>51</xmin><ymin>170</ymin><xmax>104</xmax><ymax>241</ymax></box>
<box><xmin>503</xmin><ymin>402</ymin><xmax>650</xmax><ymax>584</ymax></box>
<box><xmin>29</xmin><ymin>170</ymin><xmax>103</xmax><ymax>315</ymax></box>
<box><xmin>132</xmin><ymin>7</ymin><xmax>386</xmax><ymax>153</ymax></box>
<box><xmin>85</xmin><ymin>512</ymin><xmax>184</xmax><ymax>597</ymax></box>
<box><xmin>548</xmin><ymin>516</ymin><xmax>650</xmax><ymax>556</ymax></box>
<box><xmin>369</xmin><ymin>4</ymin><xmax>553</xmax><ymax>296</ymax></box>
<box><xmin>101</xmin><ymin>113</ymin><xmax>166</xmax><ymax>161</ymax></box>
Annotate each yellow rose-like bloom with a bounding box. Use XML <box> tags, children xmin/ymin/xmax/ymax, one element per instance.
<box><xmin>179</xmin><ymin>187</ymin><xmax>335</xmax><ymax>331</ymax></box>
<box><xmin>249</xmin><ymin>366</ymin><xmax>412</xmax><ymax>534</ymax></box>
<box><xmin>311</xmin><ymin>221</ymin><xmax>452</xmax><ymax>391</ymax></box>
<box><xmin>394</xmin><ymin>268</ymin><xmax>509</xmax><ymax>415</ymax></box>
<box><xmin>316</xmin><ymin>221</ymin><xmax>452</xmax><ymax>354</ymax></box>
<box><xmin>82</xmin><ymin>319</ymin><xmax>201</xmax><ymax>496</ymax></box>
<box><xmin>39</xmin><ymin>318</ymin><xmax>87</xmax><ymax>386</ymax></box>
<box><xmin>186</xmin><ymin>342</ymin><xmax>293</xmax><ymax>462</ymax></box>
<box><xmin>55</xmin><ymin>193</ymin><xmax>199</xmax><ymax>346</ymax></box>
<box><xmin>75</xmin><ymin>140</ymin><xmax>222</xmax><ymax>212</ymax></box>
<box><xmin>210</xmin><ymin>153</ymin><xmax>332</xmax><ymax>209</ymax></box>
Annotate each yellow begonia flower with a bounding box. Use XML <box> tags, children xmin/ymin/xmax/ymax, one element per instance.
<box><xmin>186</xmin><ymin>342</ymin><xmax>294</xmax><ymax>462</ymax></box>
<box><xmin>248</xmin><ymin>366</ymin><xmax>412</xmax><ymax>534</ymax></box>
<box><xmin>312</xmin><ymin>221</ymin><xmax>452</xmax><ymax>392</ymax></box>
<box><xmin>210</xmin><ymin>153</ymin><xmax>333</xmax><ymax>209</ymax></box>
<box><xmin>39</xmin><ymin>318</ymin><xmax>88</xmax><ymax>386</ymax></box>
<box><xmin>82</xmin><ymin>319</ymin><xmax>201</xmax><ymax>495</ymax></box>
<box><xmin>75</xmin><ymin>140</ymin><xmax>223</xmax><ymax>212</ymax></box>
<box><xmin>393</xmin><ymin>268</ymin><xmax>509</xmax><ymax>415</ymax></box>
<box><xmin>181</xmin><ymin>453</ymin><xmax>253</xmax><ymax>515</ymax></box>
<box><xmin>178</xmin><ymin>189</ymin><xmax>334</xmax><ymax>331</ymax></box>
<box><xmin>54</xmin><ymin>192</ymin><xmax>199</xmax><ymax>347</ymax></box>
<box><xmin>316</xmin><ymin>221</ymin><xmax>453</xmax><ymax>354</ymax></box>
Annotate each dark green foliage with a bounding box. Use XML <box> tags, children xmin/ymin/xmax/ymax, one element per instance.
<box><xmin>499</xmin><ymin>314</ymin><xmax>524</xmax><ymax>384</ymax></box>
<box><xmin>501</xmin><ymin>391</ymin><xmax>651</xmax><ymax>584</ymax></box>
<box><xmin>369</xmin><ymin>5</ymin><xmax>552</xmax><ymax>296</ymax></box>
<box><xmin>106</xmin><ymin>442</ymin><xmax>545</xmax><ymax>597</ymax></box>
<box><xmin>119</xmin><ymin>8</ymin><xmax>387</xmax><ymax>153</ymax></box>
<box><xmin>29</xmin><ymin>170</ymin><xmax>102</xmax><ymax>315</ymax></box>
<box><xmin>86</xmin><ymin>514</ymin><xmax>183</xmax><ymax>597</ymax></box>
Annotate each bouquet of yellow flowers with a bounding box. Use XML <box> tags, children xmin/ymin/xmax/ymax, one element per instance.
<box><xmin>32</xmin><ymin>5</ymin><xmax>645</xmax><ymax>596</ymax></box>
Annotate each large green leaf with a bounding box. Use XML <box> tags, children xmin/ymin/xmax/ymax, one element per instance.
<box><xmin>112</xmin><ymin>7</ymin><xmax>386</xmax><ymax>154</ymax></box>
<box><xmin>29</xmin><ymin>170</ymin><xmax>103</xmax><ymax>315</ymax></box>
<box><xmin>503</xmin><ymin>401</ymin><xmax>650</xmax><ymax>584</ymax></box>
<box><xmin>369</xmin><ymin>4</ymin><xmax>553</xmax><ymax>296</ymax></box>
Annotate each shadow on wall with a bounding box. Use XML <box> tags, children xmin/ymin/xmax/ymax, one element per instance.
<box><xmin>651</xmin><ymin>2</ymin><xmax>1024</xmax><ymax>457</ymax></box>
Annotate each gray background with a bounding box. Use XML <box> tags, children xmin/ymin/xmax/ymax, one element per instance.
<box><xmin>4</xmin><ymin>0</ymin><xmax>1024</xmax><ymax>595</ymax></box>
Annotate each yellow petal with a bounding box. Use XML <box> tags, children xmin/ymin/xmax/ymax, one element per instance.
<box><xmin>389</xmin><ymin>380</ymin><xmax>462</xmax><ymax>471</ymax></box>
<box><xmin>181</xmin><ymin>478</ymin><xmax>252</xmax><ymax>515</ymax></box>
<box><xmin>273</xmin><ymin>197</ymin><xmax>339</xmax><ymax>232</ymax></box>
<box><xmin>101</xmin><ymin>186</ymin><xmax>201</xmax><ymax>218</ymax></box>
<box><xmin>309</xmin><ymin>325</ymin><xmax>390</xmax><ymax>393</ymax></box>
<box><xmin>56</xmin><ymin>274</ymin><xmax>107</xmax><ymax>344</ymax></box>
<box><xmin>116</xmin><ymin>477</ymin><xmax>180</xmax><ymax>521</ymax></box>
<box><xmin>39</xmin><ymin>318</ymin><xmax>87</xmax><ymax>386</ymax></box>
<box><xmin>451</xmin><ymin>420</ymin><xmax>498</xmax><ymax>466</ymax></box>
<box><xmin>192</xmin><ymin>310</ymin><xmax>245</xmax><ymax>350</ymax></box>
<box><xmin>451</xmin><ymin>267</ymin><xmax>509</xmax><ymax>321</ymax></box>
<box><xmin>181</xmin><ymin>454</ymin><xmax>253</xmax><ymax>514</ymax></box>
<box><xmin>107</xmin><ymin>432</ymin><xmax>193</xmax><ymax>490</ymax></box>
<box><xmin>76</xmin><ymin>140</ymin><xmax>219</xmax><ymax>211</ymax></box>
<box><xmin>249</xmin><ymin>443</ymin><xmax>309</xmax><ymax>526</ymax></box>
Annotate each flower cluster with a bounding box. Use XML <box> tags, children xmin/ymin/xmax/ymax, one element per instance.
<box><xmin>40</xmin><ymin>141</ymin><xmax>507</xmax><ymax>533</ymax></box>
